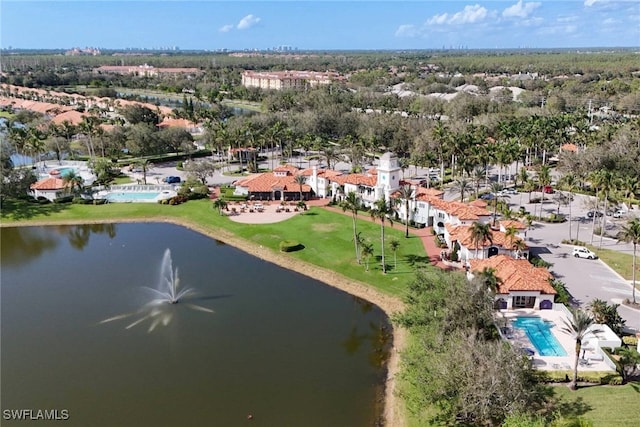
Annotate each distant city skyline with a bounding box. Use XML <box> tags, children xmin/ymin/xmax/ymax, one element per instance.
<box><xmin>2</xmin><ymin>1</ymin><xmax>639</xmax><ymax>51</ymax></box>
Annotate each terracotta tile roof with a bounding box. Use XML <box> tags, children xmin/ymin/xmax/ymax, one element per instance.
<box><xmin>273</xmin><ymin>165</ymin><xmax>300</xmax><ymax>174</ymax></box>
<box><xmin>299</xmin><ymin>168</ymin><xmax>344</xmax><ymax>178</ymax></box>
<box><xmin>157</xmin><ymin>118</ymin><xmax>198</xmax><ymax>129</ymax></box>
<box><xmin>51</xmin><ymin>110</ymin><xmax>87</xmax><ymax>125</ymax></box>
<box><xmin>469</xmin><ymin>255</ymin><xmax>556</xmax><ymax>294</ymax></box>
<box><xmin>236</xmin><ymin>172</ymin><xmax>311</xmax><ymax>193</ymax></box>
<box><xmin>332</xmin><ymin>173</ymin><xmax>377</xmax><ymax>187</ymax></box>
<box><xmin>469</xmin><ymin>199</ymin><xmax>488</xmax><ymax>208</ymax></box>
<box><xmin>499</xmin><ymin>220</ymin><xmax>527</xmax><ymax>230</ymax></box>
<box><xmin>560</xmin><ymin>143</ymin><xmax>578</xmax><ymax>152</ymax></box>
<box><xmin>429</xmin><ymin>198</ymin><xmax>491</xmax><ymax>220</ymax></box>
<box><xmin>446</xmin><ymin>224</ymin><xmax>527</xmax><ymax>250</ymax></box>
<box><xmin>30</xmin><ymin>177</ymin><xmax>68</xmax><ymax>190</ymax></box>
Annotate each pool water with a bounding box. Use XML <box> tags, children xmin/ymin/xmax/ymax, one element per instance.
<box><xmin>106</xmin><ymin>192</ymin><xmax>161</xmax><ymax>202</ymax></box>
<box><xmin>512</xmin><ymin>317</ymin><xmax>567</xmax><ymax>356</ymax></box>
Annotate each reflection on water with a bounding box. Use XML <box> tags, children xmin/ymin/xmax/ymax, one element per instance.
<box><xmin>1</xmin><ymin>223</ymin><xmax>391</xmax><ymax>427</ymax></box>
<box><xmin>101</xmin><ymin>248</ymin><xmax>214</xmax><ymax>332</ymax></box>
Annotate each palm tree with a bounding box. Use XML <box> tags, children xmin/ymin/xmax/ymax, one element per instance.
<box><xmin>537</xmin><ymin>164</ymin><xmax>552</xmax><ymax>216</ymax></box>
<box><xmin>370</xmin><ymin>197</ymin><xmax>394</xmax><ymax>273</ymax></box>
<box><xmin>560</xmin><ymin>173</ymin><xmax>578</xmax><ymax>242</ymax></box>
<box><xmin>511</xmin><ymin>239</ymin><xmax>528</xmax><ymax>259</ymax></box>
<box><xmin>475</xmin><ymin>266</ymin><xmax>502</xmax><ymax>293</ymax></box>
<box><xmin>340</xmin><ymin>192</ymin><xmax>361</xmax><ymax>264</ymax></box>
<box><xmin>62</xmin><ymin>170</ymin><xmax>84</xmax><ymax>195</ymax></box>
<box><xmin>213</xmin><ymin>198</ymin><xmax>228</xmax><ymax>215</ymax></box>
<box><xmin>618</xmin><ymin>219</ymin><xmax>640</xmax><ymax>304</ymax></box>
<box><xmin>504</xmin><ymin>225</ymin><xmax>518</xmax><ymax>248</ymax></box>
<box><xmin>293</xmin><ymin>174</ymin><xmax>306</xmax><ymax>201</ymax></box>
<box><xmin>489</xmin><ymin>182</ymin><xmax>506</xmax><ymax>226</ymax></box>
<box><xmin>361</xmin><ymin>241</ymin><xmax>374</xmax><ymax>272</ymax></box>
<box><xmin>469</xmin><ymin>221</ymin><xmax>493</xmax><ymax>259</ymax></box>
<box><xmin>389</xmin><ymin>238</ymin><xmax>400</xmax><ymax>271</ymax></box>
<box><xmin>561</xmin><ymin>309</ymin><xmax>601</xmax><ymax>390</ymax></box>
<box><xmin>452</xmin><ymin>177</ymin><xmax>472</xmax><ymax>203</ymax></box>
<box><xmin>134</xmin><ymin>159</ymin><xmax>152</xmax><ymax>185</ymax></box>
<box><xmin>597</xmin><ymin>170</ymin><xmax>616</xmax><ymax>249</ymax></box>
<box><xmin>396</xmin><ymin>184</ymin><xmax>414</xmax><ymax>238</ymax></box>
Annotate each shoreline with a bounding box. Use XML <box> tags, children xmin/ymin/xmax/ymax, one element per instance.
<box><xmin>2</xmin><ymin>216</ymin><xmax>408</xmax><ymax>426</ymax></box>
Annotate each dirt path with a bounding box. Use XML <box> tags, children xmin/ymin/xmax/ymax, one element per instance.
<box><xmin>2</xmin><ymin>216</ymin><xmax>408</xmax><ymax>426</ymax></box>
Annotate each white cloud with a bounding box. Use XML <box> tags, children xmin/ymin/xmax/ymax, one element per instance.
<box><xmin>502</xmin><ymin>1</ymin><xmax>541</xmax><ymax>18</ymax></box>
<box><xmin>395</xmin><ymin>24</ymin><xmax>418</xmax><ymax>37</ymax></box>
<box><xmin>584</xmin><ymin>0</ymin><xmax>599</xmax><ymax>6</ymax></box>
<box><xmin>219</xmin><ymin>24</ymin><xmax>233</xmax><ymax>33</ymax></box>
<box><xmin>237</xmin><ymin>14</ymin><xmax>261</xmax><ymax>30</ymax></box>
<box><xmin>427</xmin><ymin>4</ymin><xmax>490</xmax><ymax>26</ymax></box>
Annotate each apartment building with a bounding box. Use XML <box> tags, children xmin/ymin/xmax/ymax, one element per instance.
<box><xmin>241</xmin><ymin>70</ymin><xmax>340</xmax><ymax>90</ymax></box>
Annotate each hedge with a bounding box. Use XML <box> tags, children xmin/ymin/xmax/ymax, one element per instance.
<box><xmin>279</xmin><ymin>240</ymin><xmax>303</xmax><ymax>252</ymax></box>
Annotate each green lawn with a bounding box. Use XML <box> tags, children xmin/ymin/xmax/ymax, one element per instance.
<box><xmin>588</xmin><ymin>244</ymin><xmax>639</xmax><ymax>282</ymax></box>
<box><xmin>0</xmin><ymin>199</ymin><xmax>429</xmax><ymax>296</ymax></box>
<box><xmin>0</xmin><ymin>110</ymin><xmax>15</xmax><ymax>119</ymax></box>
<box><xmin>551</xmin><ymin>382</ymin><xmax>640</xmax><ymax>425</ymax></box>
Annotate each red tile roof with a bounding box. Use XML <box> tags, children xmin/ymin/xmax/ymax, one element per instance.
<box><xmin>30</xmin><ymin>177</ymin><xmax>68</xmax><ymax>190</ymax></box>
<box><xmin>51</xmin><ymin>110</ymin><xmax>87</xmax><ymax>125</ymax></box>
<box><xmin>236</xmin><ymin>172</ymin><xmax>311</xmax><ymax>193</ymax></box>
<box><xmin>157</xmin><ymin>118</ymin><xmax>198</xmax><ymax>129</ymax></box>
<box><xmin>560</xmin><ymin>143</ymin><xmax>578</xmax><ymax>152</ymax></box>
<box><xmin>446</xmin><ymin>224</ymin><xmax>527</xmax><ymax>250</ymax></box>
<box><xmin>469</xmin><ymin>255</ymin><xmax>556</xmax><ymax>294</ymax></box>
<box><xmin>499</xmin><ymin>220</ymin><xmax>527</xmax><ymax>230</ymax></box>
<box><xmin>332</xmin><ymin>173</ymin><xmax>377</xmax><ymax>187</ymax></box>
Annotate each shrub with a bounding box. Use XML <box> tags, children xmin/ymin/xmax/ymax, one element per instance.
<box><xmin>54</xmin><ymin>195</ymin><xmax>74</xmax><ymax>204</ymax></box>
<box><xmin>279</xmin><ymin>240</ymin><xmax>303</xmax><ymax>252</ymax></box>
<box><xmin>530</xmin><ymin>256</ymin><xmax>553</xmax><ymax>268</ymax></box>
<box><xmin>37</xmin><ymin>196</ymin><xmax>51</xmax><ymax>204</ymax></box>
<box><xmin>622</xmin><ymin>336</ymin><xmax>638</xmax><ymax>346</ymax></box>
<box><xmin>93</xmin><ymin>199</ymin><xmax>107</xmax><ymax>205</ymax></box>
<box><xmin>550</xmin><ymin>279</ymin><xmax>571</xmax><ymax>304</ymax></box>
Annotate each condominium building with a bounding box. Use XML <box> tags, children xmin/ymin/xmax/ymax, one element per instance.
<box><xmin>241</xmin><ymin>70</ymin><xmax>341</xmax><ymax>90</ymax></box>
<box><xmin>93</xmin><ymin>64</ymin><xmax>202</xmax><ymax>77</ymax></box>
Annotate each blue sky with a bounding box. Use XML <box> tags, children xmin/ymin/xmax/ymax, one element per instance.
<box><xmin>2</xmin><ymin>1</ymin><xmax>639</xmax><ymax>50</ymax></box>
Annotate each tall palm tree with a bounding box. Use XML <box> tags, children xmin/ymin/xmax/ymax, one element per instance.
<box><xmin>452</xmin><ymin>177</ymin><xmax>472</xmax><ymax>203</ymax></box>
<box><xmin>597</xmin><ymin>170</ymin><xmax>616</xmax><ymax>249</ymax></box>
<box><xmin>396</xmin><ymin>184</ymin><xmax>414</xmax><ymax>238</ymax></box>
<box><xmin>469</xmin><ymin>221</ymin><xmax>493</xmax><ymax>259</ymax></box>
<box><xmin>561</xmin><ymin>309</ymin><xmax>601</xmax><ymax>390</ymax></box>
<box><xmin>389</xmin><ymin>238</ymin><xmax>400</xmax><ymax>271</ymax></box>
<box><xmin>340</xmin><ymin>192</ymin><xmax>361</xmax><ymax>264</ymax></box>
<box><xmin>537</xmin><ymin>164</ymin><xmax>552</xmax><ymax>217</ymax></box>
<box><xmin>618</xmin><ymin>219</ymin><xmax>640</xmax><ymax>304</ymax></box>
<box><xmin>588</xmin><ymin>170</ymin><xmax>604</xmax><ymax>245</ymax></box>
<box><xmin>134</xmin><ymin>159</ymin><xmax>152</xmax><ymax>185</ymax></box>
<box><xmin>370</xmin><ymin>197</ymin><xmax>394</xmax><ymax>273</ymax></box>
<box><xmin>489</xmin><ymin>182</ymin><xmax>506</xmax><ymax>226</ymax></box>
<box><xmin>293</xmin><ymin>174</ymin><xmax>306</xmax><ymax>201</ymax></box>
<box><xmin>560</xmin><ymin>173</ymin><xmax>578</xmax><ymax>242</ymax></box>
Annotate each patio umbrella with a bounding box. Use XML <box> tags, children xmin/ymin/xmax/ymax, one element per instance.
<box><xmin>49</xmin><ymin>169</ymin><xmax>60</xmax><ymax>176</ymax></box>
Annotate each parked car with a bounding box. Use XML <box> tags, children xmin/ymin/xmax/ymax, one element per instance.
<box><xmin>163</xmin><ymin>176</ymin><xmax>181</xmax><ymax>184</ymax></box>
<box><xmin>480</xmin><ymin>193</ymin><xmax>496</xmax><ymax>200</ymax></box>
<box><xmin>541</xmin><ymin>185</ymin><xmax>554</xmax><ymax>194</ymax></box>
<box><xmin>586</xmin><ymin>210</ymin><xmax>603</xmax><ymax>218</ymax></box>
<box><xmin>613</xmin><ymin>210</ymin><xmax>626</xmax><ymax>219</ymax></box>
<box><xmin>572</xmin><ymin>246</ymin><xmax>598</xmax><ymax>260</ymax></box>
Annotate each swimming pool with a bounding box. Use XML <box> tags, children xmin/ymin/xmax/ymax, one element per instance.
<box><xmin>512</xmin><ymin>317</ymin><xmax>567</xmax><ymax>356</ymax></box>
<box><xmin>106</xmin><ymin>192</ymin><xmax>163</xmax><ymax>202</ymax></box>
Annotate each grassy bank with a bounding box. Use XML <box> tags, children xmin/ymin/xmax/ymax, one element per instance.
<box><xmin>551</xmin><ymin>382</ymin><xmax>640</xmax><ymax>425</ymax></box>
<box><xmin>588</xmin><ymin>244</ymin><xmax>639</xmax><ymax>282</ymax></box>
<box><xmin>0</xmin><ymin>199</ymin><xmax>428</xmax><ymax>296</ymax></box>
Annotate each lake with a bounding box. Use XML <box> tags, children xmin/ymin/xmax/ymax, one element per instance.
<box><xmin>1</xmin><ymin>223</ymin><xmax>391</xmax><ymax>426</ymax></box>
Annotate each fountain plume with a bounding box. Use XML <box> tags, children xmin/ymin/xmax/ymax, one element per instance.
<box><xmin>100</xmin><ymin>248</ymin><xmax>213</xmax><ymax>332</ymax></box>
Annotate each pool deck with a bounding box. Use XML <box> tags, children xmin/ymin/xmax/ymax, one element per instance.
<box><xmin>498</xmin><ymin>309</ymin><xmax>615</xmax><ymax>372</ymax></box>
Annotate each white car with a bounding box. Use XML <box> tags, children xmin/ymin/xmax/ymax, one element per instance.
<box><xmin>613</xmin><ymin>210</ymin><xmax>626</xmax><ymax>219</ymax></box>
<box><xmin>572</xmin><ymin>246</ymin><xmax>598</xmax><ymax>260</ymax></box>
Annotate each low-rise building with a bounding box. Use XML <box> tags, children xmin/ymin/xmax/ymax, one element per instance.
<box><xmin>468</xmin><ymin>255</ymin><xmax>556</xmax><ymax>310</ymax></box>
